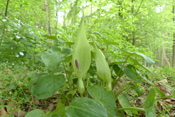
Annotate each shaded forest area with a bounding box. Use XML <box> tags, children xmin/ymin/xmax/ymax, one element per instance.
<box><xmin>0</xmin><ymin>0</ymin><xmax>175</xmax><ymax>117</ymax></box>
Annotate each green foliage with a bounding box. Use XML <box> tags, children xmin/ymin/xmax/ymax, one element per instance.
<box><xmin>66</xmin><ymin>97</ymin><xmax>108</xmax><ymax>117</ymax></box>
<box><xmin>30</xmin><ymin>73</ymin><xmax>65</xmax><ymax>99</ymax></box>
<box><xmin>144</xmin><ymin>87</ymin><xmax>156</xmax><ymax>117</ymax></box>
<box><xmin>87</xmin><ymin>85</ymin><xmax>118</xmax><ymax>116</ymax></box>
<box><xmin>1</xmin><ymin>0</ymin><xmax>175</xmax><ymax>116</ymax></box>
<box><xmin>25</xmin><ymin>109</ymin><xmax>46</xmax><ymax>117</ymax></box>
<box><xmin>118</xmin><ymin>94</ymin><xmax>133</xmax><ymax>116</ymax></box>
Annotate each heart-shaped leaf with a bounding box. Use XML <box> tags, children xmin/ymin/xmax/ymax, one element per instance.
<box><xmin>41</xmin><ymin>49</ymin><xmax>64</xmax><ymax>69</ymax></box>
<box><xmin>31</xmin><ymin>74</ymin><xmax>65</xmax><ymax>99</ymax></box>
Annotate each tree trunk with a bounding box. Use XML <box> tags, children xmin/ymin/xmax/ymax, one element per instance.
<box><xmin>161</xmin><ymin>45</ymin><xmax>171</xmax><ymax>66</ymax></box>
<box><xmin>45</xmin><ymin>0</ymin><xmax>51</xmax><ymax>36</ymax></box>
<box><xmin>45</xmin><ymin>0</ymin><xmax>52</xmax><ymax>48</ymax></box>
<box><xmin>132</xmin><ymin>32</ymin><xmax>136</xmax><ymax>46</ymax></box>
<box><xmin>55</xmin><ymin>1</ymin><xmax>58</xmax><ymax>37</ymax></box>
<box><xmin>0</xmin><ymin>0</ymin><xmax>10</xmax><ymax>46</ymax></box>
<box><xmin>173</xmin><ymin>38</ymin><xmax>175</xmax><ymax>67</ymax></box>
<box><xmin>158</xmin><ymin>47</ymin><xmax>160</xmax><ymax>66</ymax></box>
<box><xmin>5</xmin><ymin>0</ymin><xmax>10</xmax><ymax>17</ymax></box>
<box><xmin>131</xmin><ymin>0</ymin><xmax>136</xmax><ymax>46</ymax></box>
<box><xmin>63</xmin><ymin>10</ymin><xmax>66</xmax><ymax>29</ymax></box>
<box><xmin>172</xmin><ymin>0</ymin><xmax>175</xmax><ymax>67</ymax></box>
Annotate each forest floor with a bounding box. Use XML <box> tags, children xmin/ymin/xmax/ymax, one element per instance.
<box><xmin>0</xmin><ymin>64</ymin><xmax>175</xmax><ymax>117</ymax></box>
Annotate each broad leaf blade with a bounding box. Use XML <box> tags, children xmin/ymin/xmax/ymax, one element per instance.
<box><xmin>144</xmin><ymin>87</ymin><xmax>156</xmax><ymax>117</ymax></box>
<box><xmin>25</xmin><ymin>109</ymin><xmax>46</xmax><ymax>117</ymax></box>
<box><xmin>122</xmin><ymin>50</ymin><xmax>155</xmax><ymax>65</ymax></box>
<box><xmin>130</xmin><ymin>84</ymin><xmax>142</xmax><ymax>96</ymax></box>
<box><xmin>41</xmin><ymin>49</ymin><xmax>64</xmax><ymax>69</ymax></box>
<box><xmin>122</xmin><ymin>64</ymin><xmax>141</xmax><ymax>82</ymax></box>
<box><xmin>31</xmin><ymin>74</ymin><xmax>65</xmax><ymax>99</ymax></box>
<box><xmin>87</xmin><ymin>85</ymin><xmax>118</xmax><ymax>116</ymax></box>
<box><xmin>66</xmin><ymin>97</ymin><xmax>108</xmax><ymax>117</ymax></box>
<box><xmin>51</xmin><ymin>101</ymin><xmax>66</xmax><ymax>117</ymax></box>
<box><xmin>133</xmin><ymin>52</ymin><xmax>155</xmax><ymax>65</ymax></box>
<box><xmin>118</xmin><ymin>94</ymin><xmax>133</xmax><ymax>116</ymax></box>
<box><xmin>129</xmin><ymin>57</ymin><xmax>153</xmax><ymax>74</ymax></box>
<box><xmin>113</xmin><ymin>64</ymin><xmax>124</xmax><ymax>78</ymax></box>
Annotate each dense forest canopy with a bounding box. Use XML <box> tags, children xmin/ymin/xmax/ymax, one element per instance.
<box><xmin>0</xmin><ymin>0</ymin><xmax>175</xmax><ymax>117</ymax></box>
<box><xmin>0</xmin><ymin>0</ymin><xmax>175</xmax><ymax>66</ymax></box>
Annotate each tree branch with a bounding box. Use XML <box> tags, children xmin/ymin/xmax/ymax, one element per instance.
<box><xmin>134</xmin><ymin>0</ymin><xmax>144</xmax><ymax>16</ymax></box>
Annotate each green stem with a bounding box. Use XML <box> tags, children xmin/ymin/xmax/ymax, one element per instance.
<box><xmin>156</xmin><ymin>95</ymin><xmax>174</xmax><ymax>100</ymax></box>
<box><xmin>68</xmin><ymin>74</ymin><xmax>73</xmax><ymax>89</ymax></box>
<box><xmin>112</xmin><ymin>55</ymin><xmax>130</xmax><ymax>89</ymax></box>
<box><xmin>118</xmin><ymin>107</ymin><xmax>145</xmax><ymax>112</ymax></box>
<box><xmin>105</xmin><ymin>45</ymin><xmax>108</xmax><ymax>57</ymax></box>
<box><xmin>115</xmin><ymin>81</ymin><xmax>132</xmax><ymax>98</ymax></box>
<box><xmin>63</xmin><ymin>63</ymin><xmax>73</xmax><ymax>89</ymax></box>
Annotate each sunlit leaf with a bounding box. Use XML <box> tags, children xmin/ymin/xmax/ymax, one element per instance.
<box><xmin>128</xmin><ymin>57</ymin><xmax>153</xmax><ymax>74</ymax></box>
<box><xmin>122</xmin><ymin>50</ymin><xmax>155</xmax><ymax>65</ymax></box>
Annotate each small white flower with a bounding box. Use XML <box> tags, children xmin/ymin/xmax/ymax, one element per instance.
<box><xmin>16</xmin><ymin>36</ymin><xmax>20</xmax><ymax>39</ymax></box>
<box><xmin>19</xmin><ymin>52</ymin><xmax>24</xmax><ymax>56</ymax></box>
<box><xmin>2</xmin><ymin>19</ymin><xmax>7</xmax><ymax>22</ymax></box>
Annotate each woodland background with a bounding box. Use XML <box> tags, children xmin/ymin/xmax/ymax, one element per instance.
<box><xmin>0</xmin><ymin>0</ymin><xmax>175</xmax><ymax>117</ymax></box>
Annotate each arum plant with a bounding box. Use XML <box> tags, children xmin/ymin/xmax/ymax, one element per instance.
<box><xmin>92</xmin><ymin>39</ymin><xmax>112</xmax><ymax>91</ymax></box>
<box><xmin>72</xmin><ymin>17</ymin><xmax>91</xmax><ymax>95</ymax></box>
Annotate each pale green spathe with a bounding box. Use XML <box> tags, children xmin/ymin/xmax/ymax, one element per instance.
<box><xmin>72</xmin><ymin>18</ymin><xmax>91</xmax><ymax>78</ymax></box>
<box><xmin>72</xmin><ymin>18</ymin><xmax>91</xmax><ymax>94</ymax></box>
<box><xmin>93</xmin><ymin>40</ymin><xmax>112</xmax><ymax>91</ymax></box>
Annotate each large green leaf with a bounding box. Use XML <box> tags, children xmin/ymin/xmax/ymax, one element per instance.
<box><xmin>87</xmin><ymin>85</ymin><xmax>118</xmax><ymax>117</ymax></box>
<box><xmin>43</xmin><ymin>35</ymin><xmax>65</xmax><ymax>43</ymax></box>
<box><xmin>130</xmin><ymin>84</ymin><xmax>142</xmax><ymax>96</ymax></box>
<box><xmin>41</xmin><ymin>49</ymin><xmax>64</xmax><ymax>69</ymax></box>
<box><xmin>121</xmin><ymin>50</ymin><xmax>155</xmax><ymax>65</ymax></box>
<box><xmin>128</xmin><ymin>57</ymin><xmax>153</xmax><ymax>74</ymax></box>
<box><xmin>156</xmin><ymin>87</ymin><xmax>166</xmax><ymax>97</ymax></box>
<box><xmin>65</xmin><ymin>97</ymin><xmax>108</xmax><ymax>117</ymax></box>
<box><xmin>136</xmin><ymin>71</ymin><xmax>155</xmax><ymax>86</ymax></box>
<box><xmin>144</xmin><ymin>87</ymin><xmax>156</xmax><ymax>117</ymax></box>
<box><xmin>118</xmin><ymin>94</ymin><xmax>133</xmax><ymax>116</ymax></box>
<box><xmin>113</xmin><ymin>64</ymin><xmax>124</xmax><ymax>78</ymax></box>
<box><xmin>31</xmin><ymin>74</ymin><xmax>65</xmax><ymax>99</ymax></box>
<box><xmin>92</xmin><ymin>31</ymin><xmax>119</xmax><ymax>46</ymax></box>
<box><xmin>25</xmin><ymin>109</ymin><xmax>46</xmax><ymax>117</ymax></box>
<box><xmin>122</xmin><ymin>64</ymin><xmax>141</xmax><ymax>82</ymax></box>
<box><xmin>133</xmin><ymin>52</ymin><xmax>155</xmax><ymax>65</ymax></box>
<box><xmin>62</xmin><ymin>48</ymin><xmax>72</xmax><ymax>56</ymax></box>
